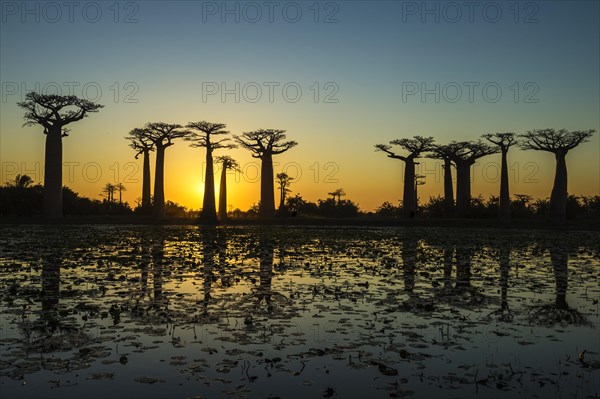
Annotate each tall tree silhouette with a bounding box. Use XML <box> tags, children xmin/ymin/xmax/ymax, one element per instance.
<box><xmin>235</xmin><ymin>129</ymin><xmax>297</xmax><ymax>217</ymax></box>
<box><xmin>215</xmin><ymin>156</ymin><xmax>240</xmax><ymax>221</ymax></box>
<box><xmin>142</xmin><ymin>122</ymin><xmax>190</xmax><ymax>219</ymax></box>
<box><xmin>428</xmin><ymin>145</ymin><xmax>455</xmax><ymax>217</ymax></box>
<box><xmin>186</xmin><ymin>121</ymin><xmax>235</xmax><ymax>223</ymax></box>
<box><xmin>375</xmin><ymin>136</ymin><xmax>434</xmax><ymax>218</ymax></box>
<box><xmin>17</xmin><ymin>92</ymin><xmax>103</xmax><ymax>218</ymax></box>
<box><xmin>484</xmin><ymin>133</ymin><xmax>517</xmax><ymax>222</ymax></box>
<box><xmin>444</xmin><ymin>141</ymin><xmax>497</xmax><ymax>217</ymax></box>
<box><xmin>519</xmin><ymin>128</ymin><xmax>595</xmax><ymax>224</ymax></box>
<box><xmin>102</xmin><ymin>183</ymin><xmax>115</xmax><ymax>203</ymax></box>
<box><xmin>276</xmin><ymin>172</ymin><xmax>293</xmax><ymax>213</ymax></box>
<box><xmin>115</xmin><ymin>183</ymin><xmax>126</xmax><ymax>204</ymax></box>
<box><xmin>126</xmin><ymin>128</ymin><xmax>155</xmax><ymax>212</ymax></box>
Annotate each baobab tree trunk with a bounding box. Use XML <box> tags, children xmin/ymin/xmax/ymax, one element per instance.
<box><xmin>550</xmin><ymin>152</ymin><xmax>568</xmax><ymax>224</ymax></box>
<box><xmin>43</xmin><ymin>126</ymin><xmax>63</xmax><ymax>219</ymax></box>
<box><xmin>455</xmin><ymin>161</ymin><xmax>472</xmax><ymax>218</ymax></box>
<box><xmin>142</xmin><ymin>150</ymin><xmax>152</xmax><ymax>212</ymax></box>
<box><xmin>499</xmin><ymin>150</ymin><xmax>510</xmax><ymax>222</ymax></box>
<box><xmin>443</xmin><ymin>159</ymin><xmax>454</xmax><ymax>217</ymax></box>
<box><xmin>201</xmin><ymin>149</ymin><xmax>217</xmax><ymax>223</ymax></box>
<box><xmin>403</xmin><ymin>160</ymin><xmax>416</xmax><ymax>218</ymax></box>
<box><xmin>153</xmin><ymin>146</ymin><xmax>166</xmax><ymax>219</ymax></box>
<box><xmin>218</xmin><ymin>165</ymin><xmax>228</xmax><ymax>221</ymax></box>
<box><xmin>260</xmin><ymin>155</ymin><xmax>275</xmax><ymax>218</ymax></box>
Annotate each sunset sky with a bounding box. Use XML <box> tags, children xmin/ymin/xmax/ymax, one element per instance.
<box><xmin>1</xmin><ymin>1</ymin><xmax>598</xmax><ymax>211</ymax></box>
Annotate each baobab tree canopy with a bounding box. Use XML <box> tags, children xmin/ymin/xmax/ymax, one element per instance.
<box><xmin>483</xmin><ymin>132</ymin><xmax>517</xmax><ymax>151</ymax></box>
<box><xmin>19</xmin><ymin>92</ymin><xmax>103</xmax><ymax>130</ymax></box>
<box><xmin>235</xmin><ymin>129</ymin><xmax>298</xmax><ymax>158</ymax></box>
<box><xmin>127</xmin><ymin>128</ymin><xmax>155</xmax><ymax>158</ymax></box>
<box><xmin>519</xmin><ymin>129</ymin><xmax>595</xmax><ymax>153</ymax></box>
<box><xmin>235</xmin><ymin>129</ymin><xmax>298</xmax><ymax>217</ymax></box>
<box><xmin>441</xmin><ymin>140</ymin><xmax>497</xmax><ymax>217</ymax></box>
<box><xmin>17</xmin><ymin>92</ymin><xmax>103</xmax><ymax>219</ymax></box>
<box><xmin>186</xmin><ymin>121</ymin><xmax>233</xmax><ymax>148</ymax></box>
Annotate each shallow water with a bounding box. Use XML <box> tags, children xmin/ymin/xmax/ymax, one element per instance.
<box><xmin>0</xmin><ymin>225</ymin><xmax>598</xmax><ymax>398</ymax></box>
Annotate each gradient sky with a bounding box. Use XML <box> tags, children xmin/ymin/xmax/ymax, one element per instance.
<box><xmin>1</xmin><ymin>0</ymin><xmax>599</xmax><ymax>211</ymax></box>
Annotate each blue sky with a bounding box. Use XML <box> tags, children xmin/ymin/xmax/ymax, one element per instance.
<box><xmin>1</xmin><ymin>1</ymin><xmax>598</xmax><ymax>210</ymax></box>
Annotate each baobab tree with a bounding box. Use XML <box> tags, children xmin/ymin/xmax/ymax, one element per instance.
<box><xmin>444</xmin><ymin>141</ymin><xmax>497</xmax><ymax>217</ymax></box>
<box><xmin>519</xmin><ymin>128</ymin><xmax>595</xmax><ymax>224</ymax></box>
<box><xmin>276</xmin><ymin>172</ymin><xmax>293</xmax><ymax>213</ymax></box>
<box><xmin>483</xmin><ymin>132</ymin><xmax>517</xmax><ymax>222</ymax></box>
<box><xmin>235</xmin><ymin>129</ymin><xmax>298</xmax><ymax>218</ymax></box>
<box><xmin>126</xmin><ymin>128</ymin><xmax>154</xmax><ymax>212</ymax></box>
<box><xmin>215</xmin><ymin>155</ymin><xmax>240</xmax><ymax>221</ymax></box>
<box><xmin>17</xmin><ymin>92</ymin><xmax>103</xmax><ymax>218</ymax></box>
<box><xmin>428</xmin><ymin>145</ymin><xmax>456</xmax><ymax>217</ymax></box>
<box><xmin>186</xmin><ymin>121</ymin><xmax>235</xmax><ymax>223</ymax></box>
<box><xmin>375</xmin><ymin>136</ymin><xmax>434</xmax><ymax>218</ymax></box>
<box><xmin>142</xmin><ymin>122</ymin><xmax>191</xmax><ymax>219</ymax></box>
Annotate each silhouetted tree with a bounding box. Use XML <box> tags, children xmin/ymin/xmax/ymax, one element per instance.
<box><xmin>186</xmin><ymin>121</ymin><xmax>235</xmax><ymax>223</ymax></box>
<box><xmin>519</xmin><ymin>128</ymin><xmax>596</xmax><ymax>224</ymax></box>
<box><xmin>215</xmin><ymin>155</ymin><xmax>239</xmax><ymax>221</ymax></box>
<box><xmin>18</xmin><ymin>92</ymin><xmax>103</xmax><ymax>218</ymax></box>
<box><xmin>142</xmin><ymin>122</ymin><xmax>191</xmax><ymax>219</ymax></box>
<box><xmin>102</xmin><ymin>183</ymin><xmax>115</xmax><ymax>203</ymax></box>
<box><xmin>126</xmin><ymin>128</ymin><xmax>154</xmax><ymax>212</ymax></box>
<box><xmin>375</xmin><ymin>136</ymin><xmax>434</xmax><ymax>218</ymax></box>
<box><xmin>276</xmin><ymin>172</ymin><xmax>293</xmax><ymax>213</ymax></box>
<box><xmin>235</xmin><ymin>129</ymin><xmax>297</xmax><ymax>218</ymax></box>
<box><xmin>13</xmin><ymin>174</ymin><xmax>33</xmax><ymax>188</ymax></box>
<box><xmin>115</xmin><ymin>183</ymin><xmax>126</xmax><ymax>204</ymax></box>
<box><xmin>443</xmin><ymin>141</ymin><xmax>497</xmax><ymax>217</ymax></box>
<box><xmin>328</xmin><ymin>188</ymin><xmax>346</xmax><ymax>203</ymax></box>
<box><xmin>428</xmin><ymin>145</ymin><xmax>456</xmax><ymax>217</ymax></box>
<box><xmin>484</xmin><ymin>133</ymin><xmax>517</xmax><ymax>222</ymax></box>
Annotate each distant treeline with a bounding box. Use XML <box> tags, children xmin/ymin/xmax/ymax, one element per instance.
<box><xmin>2</xmin><ymin>177</ymin><xmax>598</xmax><ymax>220</ymax></box>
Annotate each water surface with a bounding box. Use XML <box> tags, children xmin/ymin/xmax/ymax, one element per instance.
<box><xmin>1</xmin><ymin>225</ymin><xmax>598</xmax><ymax>398</ymax></box>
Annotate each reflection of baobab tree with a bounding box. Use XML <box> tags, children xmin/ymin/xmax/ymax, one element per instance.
<box><xmin>401</xmin><ymin>236</ymin><xmax>418</xmax><ymax>296</ymax></box>
<box><xmin>151</xmin><ymin>237</ymin><xmax>165</xmax><ymax>306</ymax></box>
<box><xmin>485</xmin><ymin>239</ymin><xmax>514</xmax><ymax>322</ymax></box>
<box><xmin>139</xmin><ymin>234</ymin><xmax>151</xmax><ymax>296</ymax></box>
<box><xmin>200</xmin><ymin>229</ymin><xmax>217</xmax><ymax>314</ymax></box>
<box><xmin>529</xmin><ymin>244</ymin><xmax>587</xmax><ymax>325</ymax></box>
<box><xmin>238</xmin><ymin>235</ymin><xmax>291</xmax><ymax>315</ymax></box>
<box><xmin>40</xmin><ymin>248</ymin><xmax>62</xmax><ymax>331</ymax></box>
